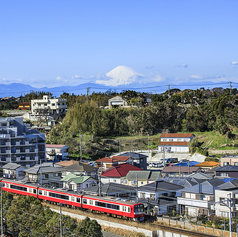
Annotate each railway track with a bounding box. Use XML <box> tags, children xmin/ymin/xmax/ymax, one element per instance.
<box><xmin>151</xmin><ymin>222</ymin><xmax>217</xmax><ymax>237</ymax></box>
<box><xmin>49</xmin><ymin>203</ymin><xmax>217</xmax><ymax>237</ymax></box>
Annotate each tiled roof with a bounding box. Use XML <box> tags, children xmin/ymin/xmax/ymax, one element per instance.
<box><xmin>61</xmin><ymin>173</ymin><xmax>78</xmax><ymax>181</ymax></box>
<box><xmin>95</xmin><ymin>156</ymin><xmax>130</xmax><ymax>163</ymax></box>
<box><xmin>138</xmin><ymin>180</ymin><xmax>183</xmax><ymax>192</ymax></box>
<box><xmin>160</xmin><ymin>133</ymin><xmax>194</xmax><ymax>138</ymax></box>
<box><xmin>158</xmin><ymin>142</ymin><xmax>189</xmax><ymax>146</ymax></box>
<box><xmin>194</xmin><ymin>161</ymin><xmax>219</xmax><ymax>167</ymax></box>
<box><xmin>162</xmin><ymin>166</ymin><xmax>199</xmax><ymax>173</ymax></box>
<box><xmin>101</xmin><ymin>163</ymin><xmax>142</xmax><ymax>177</ymax></box>
<box><xmin>46</xmin><ymin>144</ymin><xmax>67</xmax><ymax>148</ymax></box>
<box><xmin>118</xmin><ymin>152</ymin><xmax>148</xmax><ymax>159</ymax></box>
<box><xmin>126</xmin><ymin>171</ymin><xmax>151</xmax><ymax>180</ymax></box>
<box><xmin>56</xmin><ymin>160</ymin><xmax>78</xmax><ymax>167</ymax></box>
<box><xmin>111</xmin><ymin>156</ymin><xmax>130</xmax><ymax>161</ymax></box>
<box><xmin>81</xmin><ymin>182</ymin><xmax>136</xmax><ymax>195</ymax></box>
<box><xmin>64</xmin><ymin>162</ymin><xmax>96</xmax><ymax>172</ymax></box>
<box><xmin>70</xmin><ymin>176</ymin><xmax>91</xmax><ymax>184</ymax></box>
<box><xmin>215</xmin><ymin>165</ymin><xmax>238</xmax><ymax>172</ymax></box>
<box><xmin>2</xmin><ymin>163</ymin><xmax>23</xmax><ymax>170</ymax></box>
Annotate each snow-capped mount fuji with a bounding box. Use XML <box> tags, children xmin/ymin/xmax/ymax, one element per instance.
<box><xmin>96</xmin><ymin>65</ymin><xmax>145</xmax><ymax>86</ymax></box>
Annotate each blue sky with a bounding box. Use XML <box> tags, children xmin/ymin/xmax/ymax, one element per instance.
<box><xmin>1</xmin><ymin>0</ymin><xmax>238</xmax><ymax>89</ymax></box>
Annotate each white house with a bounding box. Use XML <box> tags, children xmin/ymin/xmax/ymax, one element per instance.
<box><xmin>45</xmin><ymin>144</ymin><xmax>69</xmax><ymax>161</ymax></box>
<box><xmin>108</xmin><ymin>96</ymin><xmax>129</xmax><ymax>109</ymax></box>
<box><xmin>29</xmin><ymin>95</ymin><xmax>67</xmax><ymax>121</ymax></box>
<box><xmin>2</xmin><ymin>163</ymin><xmax>26</xmax><ymax>180</ymax></box>
<box><xmin>158</xmin><ymin>133</ymin><xmax>194</xmax><ymax>153</ymax></box>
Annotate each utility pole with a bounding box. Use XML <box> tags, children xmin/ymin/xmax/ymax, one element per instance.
<box><xmin>1</xmin><ymin>183</ymin><xmax>3</xmax><ymax>237</ymax></box>
<box><xmin>80</xmin><ymin>135</ymin><xmax>83</xmax><ymax>161</ymax></box>
<box><xmin>148</xmin><ymin>134</ymin><xmax>150</xmax><ymax>153</ymax></box>
<box><xmin>87</xmin><ymin>87</ymin><xmax>90</xmax><ymax>103</ymax></box>
<box><xmin>119</xmin><ymin>138</ymin><xmax>121</xmax><ymax>153</ymax></box>
<box><xmin>60</xmin><ymin>203</ymin><xmax>62</xmax><ymax>237</ymax></box>
<box><xmin>131</xmin><ymin>141</ymin><xmax>134</xmax><ymax>165</ymax></box>
<box><xmin>40</xmin><ymin>159</ymin><xmax>42</xmax><ymax>186</ymax></box>
<box><xmin>98</xmin><ymin>161</ymin><xmax>102</xmax><ymax>196</ymax></box>
<box><xmin>228</xmin><ymin>193</ymin><xmax>232</xmax><ymax>237</ymax></box>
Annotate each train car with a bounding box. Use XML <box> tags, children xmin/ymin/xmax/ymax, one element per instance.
<box><xmin>1</xmin><ymin>179</ymin><xmax>38</xmax><ymax>198</ymax></box>
<box><xmin>0</xmin><ymin>179</ymin><xmax>145</xmax><ymax>221</ymax></box>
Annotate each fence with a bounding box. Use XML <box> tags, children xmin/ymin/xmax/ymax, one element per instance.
<box><xmin>157</xmin><ymin>216</ymin><xmax>238</xmax><ymax>237</ymax></box>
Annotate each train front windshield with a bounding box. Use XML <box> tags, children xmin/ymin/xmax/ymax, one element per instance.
<box><xmin>134</xmin><ymin>204</ymin><xmax>144</xmax><ymax>213</ymax></box>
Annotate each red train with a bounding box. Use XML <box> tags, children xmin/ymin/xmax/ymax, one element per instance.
<box><xmin>1</xmin><ymin>179</ymin><xmax>145</xmax><ymax>221</ymax></box>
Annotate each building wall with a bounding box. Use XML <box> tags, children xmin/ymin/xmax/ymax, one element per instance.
<box><xmin>220</xmin><ymin>157</ymin><xmax>238</xmax><ymax>166</ymax></box>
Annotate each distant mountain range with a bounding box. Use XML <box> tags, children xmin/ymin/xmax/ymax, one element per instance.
<box><xmin>0</xmin><ymin>80</ymin><xmax>231</xmax><ymax>98</ymax></box>
<box><xmin>0</xmin><ymin>65</ymin><xmax>232</xmax><ymax>98</ymax></box>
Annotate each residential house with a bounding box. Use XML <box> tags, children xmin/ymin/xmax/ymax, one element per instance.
<box><xmin>56</xmin><ymin>160</ymin><xmax>79</xmax><ymax>167</ymax></box>
<box><xmin>220</xmin><ymin>155</ymin><xmax>238</xmax><ymax>166</ymax></box>
<box><xmin>16</xmin><ymin>103</ymin><xmax>31</xmax><ymax>110</ymax></box>
<box><xmin>81</xmin><ymin>182</ymin><xmax>137</xmax><ymax>198</ymax></box>
<box><xmin>24</xmin><ymin>163</ymin><xmax>63</xmax><ymax>187</ymax></box>
<box><xmin>137</xmin><ymin>179</ymin><xmax>183</xmax><ymax>215</ymax></box>
<box><xmin>162</xmin><ymin>166</ymin><xmax>200</xmax><ymax>177</ymax></box>
<box><xmin>108</xmin><ymin>96</ymin><xmax>129</xmax><ymax>109</ymax></box>
<box><xmin>125</xmin><ymin>170</ymin><xmax>161</xmax><ymax>187</ymax></box>
<box><xmin>194</xmin><ymin>161</ymin><xmax>219</xmax><ymax>172</ymax></box>
<box><xmin>177</xmin><ymin>178</ymin><xmax>225</xmax><ymax>217</ymax></box>
<box><xmin>118</xmin><ymin>152</ymin><xmax>148</xmax><ymax>170</ymax></box>
<box><xmin>45</xmin><ymin>144</ymin><xmax>69</xmax><ymax>161</ymax></box>
<box><xmin>2</xmin><ymin>163</ymin><xmax>26</xmax><ymax>180</ymax></box>
<box><xmin>62</xmin><ymin>173</ymin><xmax>97</xmax><ymax>192</ymax></box>
<box><xmin>0</xmin><ymin>116</ymin><xmax>45</xmax><ymax>167</ymax></box>
<box><xmin>101</xmin><ymin>163</ymin><xmax>142</xmax><ymax>184</ymax></box>
<box><xmin>95</xmin><ymin>156</ymin><xmax>130</xmax><ymax>170</ymax></box>
<box><xmin>158</xmin><ymin>133</ymin><xmax>194</xmax><ymax>153</ymax></box>
<box><xmin>214</xmin><ymin>179</ymin><xmax>238</xmax><ymax>218</ymax></box>
<box><xmin>62</xmin><ymin>161</ymin><xmax>98</xmax><ymax>179</ymax></box>
<box><xmin>30</xmin><ymin>95</ymin><xmax>67</xmax><ymax>120</ymax></box>
<box><xmin>215</xmin><ymin>165</ymin><xmax>238</xmax><ymax>178</ymax></box>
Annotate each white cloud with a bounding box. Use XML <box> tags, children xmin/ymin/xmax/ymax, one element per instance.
<box><xmin>56</xmin><ymin>76</ymin><xmax>62</xmax><ymax>81</ymax></box>
<box><xmin>232</xmin><ymin>61</ymin><xmax>238</xmax><ymax>65</ymax></box>
<box><xmin>177</xmin><ymin>64</ymin><xmax>188</xmax><ymax>68</ymax></box>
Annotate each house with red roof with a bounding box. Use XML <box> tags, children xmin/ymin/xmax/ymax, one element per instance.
<box><xmin>101</xmin><ymin>163</ymin><xmax>142</xmax><ymax>184</ymax></box>
<box><xmin>95</xmin><ymin>156</ymin><xmax>130</xmax><ymax>170</ymax></box>
<box><xmin>45</xmin><ymin>144</ymin><xmax>69</xmax><ymax>161</ymax></box>
<box><xmin>158</xmin><ymin>133</ymin><xmax>194</xmax><ymax>153</ymax></box>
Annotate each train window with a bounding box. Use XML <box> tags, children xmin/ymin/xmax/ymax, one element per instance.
<box><xmin>122</xmin><ymin>206</ymin><xmax>127</xmax><ymax>212</ymax></box>
<box><xmin>29</xmin><ymin>188</ymin><xmax>32</xmax><ymax>193</ymax></box>
<box><xmin>134</xmin><ymin>204</ymin><xmax>144</xmax><ymax>213</ymax></box>
<box><xmin>128</xmin><ymin>207</ymin><xmax>130</xmax><ymax>212</ymax></box>
<box><xmin>71</xmin><ymin>196</ymin><xmax>75</xmax><ymax>202</ymax></box>
<box><xmin>76</xmin><ymin>198</ymin><xmax>80</xmax><ymax>203</ymax></box>
<box><xmin>33</xmin><ymin>189</ymin><xmax>37</xmax><ymax>194</ymax></box>
<box><xmin>44</xmin><ymin>191</ymin><xmax>47</xmax><ymax>196</ymax></box>
<box><xmin>39</xmin><ymin>190</ymin><xmax>42</xmax><ymax>195</ymax></box>
<box><xmin>10</xmin><ymin>184</ymin><xmax>27</xmax><ymax>192</ymax></box>
<box><xmin>89</xmin><ymin>200</ymin><xmax>93</xmax><ymax>205</ymax></box>
<box><xmin>2</xmin><ymin>183</ymin><xmax>5</xmax><ymax>187</ymax></box>
<box><xmin>49</xmin><ymin>192</ymin><xmax>69</xmax><ymax>200</ymax></box>
<box><xmin>95</xmin><ymin>201</ymin><xmax>119</xmax><ymax>210</ymax></box>
<box><xmin>83</xmin><ymin>199</ymin><xmax>87</xmax><ymax>204</ymax></box>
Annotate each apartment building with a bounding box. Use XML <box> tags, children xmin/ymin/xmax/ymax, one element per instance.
<box><xmin>0</xmin><ymin>117</ymin><xmax>46</xmax><ymax>167</ymax></box>
<box><xmin>31</xmin><ymin>95</ymin><xmax>67</xmax><ymax>118</ymax></box>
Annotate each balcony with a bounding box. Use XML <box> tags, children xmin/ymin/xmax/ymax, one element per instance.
<box><xmin>177</xmin><ymin>197</ymin><xmax>214</xmax><ymax>208</ymax></box>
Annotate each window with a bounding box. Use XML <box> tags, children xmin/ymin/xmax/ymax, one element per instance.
<box><xmin>10</xmin><ymin>184</ymin><xmax>27</xmax><ymax>192</ymax></box>
<box><xmin>1</xmin><ymin>156</ymin><xmax>6</xmax><ymax>161</ymax></box>
<box><xmin>39</xmin><ymin>190</ymin><xmax>42</xmax><ymax>195</ymax></box>
<box><xmin>44</xmin><ymin>191</ymin><xmax>47</xmax><ymax>196</ymax></box>
<box><xmin>141</xmin><ymin>193</ymin><xmax>145</xmax><ymax>199</ymax></box>
<box><xmin>45</xmin><ymin>174</ymin><xmax>49</xmax><ymax>179</ymax></box>
<box><xmin>95</xmin><ymin>201</ymin><xmax>120</xmax><ymax>210</ymax></box>
<box><xmin>52</xmin><ymin>103</ymin><xmax>55</xmax><ymax>106</ymax></box>
<box><xmin>234</xmin><ymin>162</ymin><xmax>238</xmax><ymax>166</ymax></box>
<box><xmin>134</xmin><ymin>204</ymin><xmax>144</xmax><ymax>213</ymax></box>
<box><xmin>89</xmin><ymin>200</ymin><xmax>93</xmax><ymax>205</ymax></box>
<box><xmin>224</xmin><ymin>162</ymin><xmax>229</xmax><ymax>166</ymax></box>
<box><xmin>49</xmin><ymin>192</ymin><xmax>69</xmax><ymax>200</ymax></box>
<box><xmin>76</xmin><ymin>198</ymin><xmax>81</xmax><ymax>203</ymax></box>
<box><xmin>83</xmin><ymin>199</ymin><xmax>87</xmax><ymax>204</ymax></box>
<box><xmin>71</xmin><ymin>196</ymin><xmax>75</xmax><ymax>202</ymax></box>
